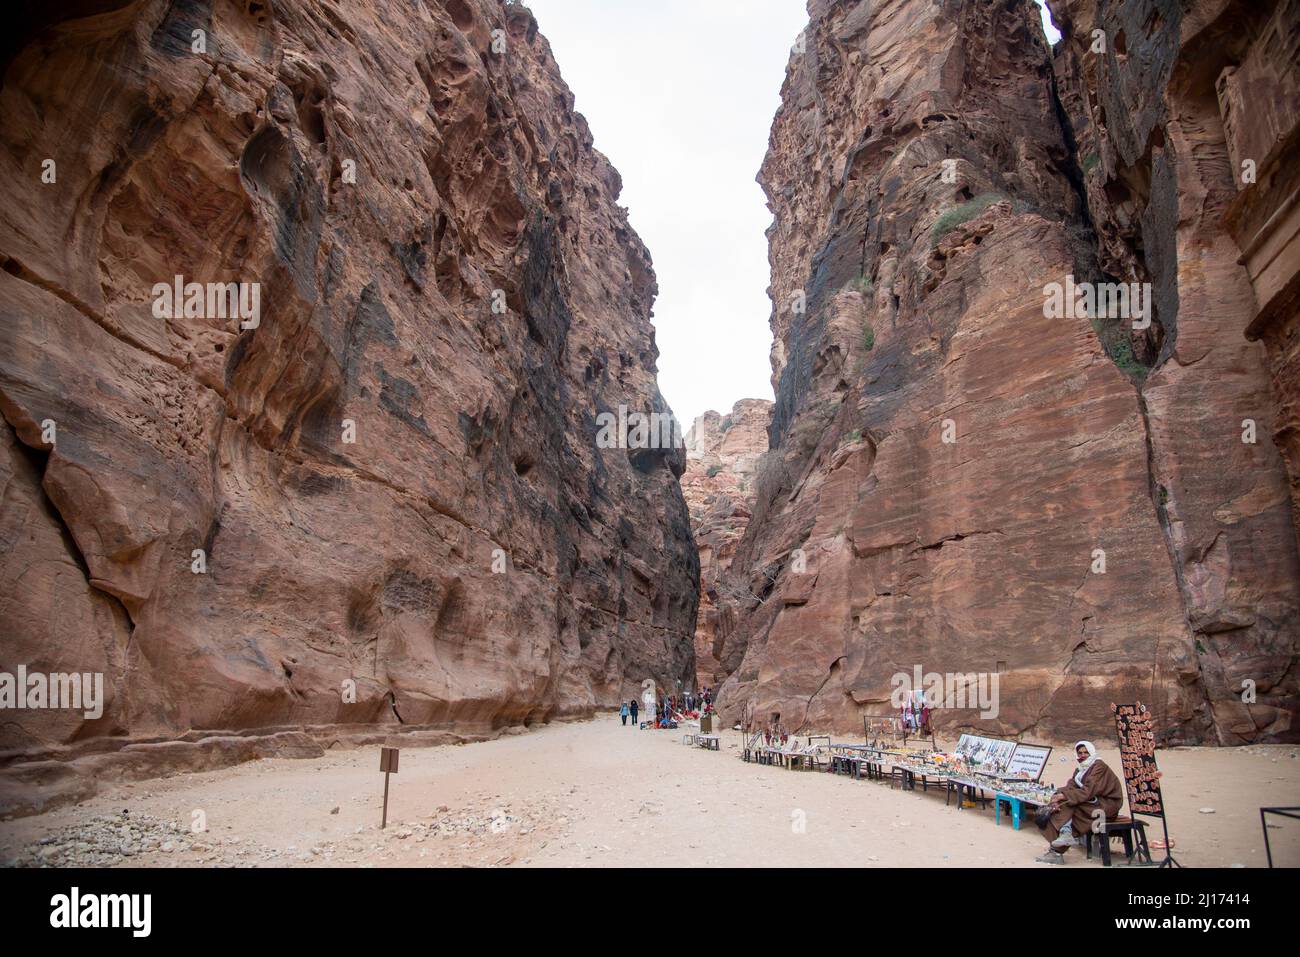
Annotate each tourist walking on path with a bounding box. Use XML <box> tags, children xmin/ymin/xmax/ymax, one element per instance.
<box><xmin>620</xmin><ymin>701</ymin><xmax>629</xmax><ymax>726</ymax></box>
<box><xmin>630</xmin><ymin>698</ymin><xmax>639</xmax><ymax>726</ymax></box>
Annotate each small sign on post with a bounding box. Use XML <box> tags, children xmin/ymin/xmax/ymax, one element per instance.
<box><xmin>379</xmin><ymin>747</ymin><xmax>399</xmax><ymax>829</ymax></box>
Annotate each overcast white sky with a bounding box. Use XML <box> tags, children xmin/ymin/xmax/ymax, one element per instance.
<box><xmin>527</xmin><ymin>1</ymin><xmax>1062</xmax><ymax>428</ymax></box>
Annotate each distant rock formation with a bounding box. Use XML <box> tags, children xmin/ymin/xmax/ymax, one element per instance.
<box><xmin>715</xmin><ymin>0</ymin><xmax>1300</xmax><ymax>744</ymax></box>
<box><xmin>0</xmin><ymin>0</ymin><xmax>697</xmax><ymax>812</ymax></box>
<box><xmin>681</xmin><ymin>399</ymin><xmax>772</xmax><ymax>688</ymax></box>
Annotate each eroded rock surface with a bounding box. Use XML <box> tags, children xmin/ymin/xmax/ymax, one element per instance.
<box><xmin>681</xmin><ymin>399</ymin><xmax>772</xmax><ymax>687</ymax></box>
<box><xmin>715</xmin><ymin>0</ymin><xmax>1299</xmax><ymax>744</ymax></box>
<box><xmin>1047</xmin><ymin>0</ymin><xmax>1300</xmax><ymax>739</ymax></box>
<box><xmin>0</xmin><ymin>0</ymin><xmax>697</xmax><ymax>807</ymax></box>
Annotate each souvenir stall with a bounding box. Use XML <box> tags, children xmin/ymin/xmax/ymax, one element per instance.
<box><xmin>942</xmin><ymin>735</ymin><xmax>1055</xmax><ymax>828</ymax></box>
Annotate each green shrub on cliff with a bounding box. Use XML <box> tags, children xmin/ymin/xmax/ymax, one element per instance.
<box><xmin>931</xmin><ymin>192</ymin><xmax>1005</xmax><ymax>246</ymax></box>
<box><xmin>1089</xmin><ymin>317</ymin><xmax>1149</xmax><ymax>382</ymax></box>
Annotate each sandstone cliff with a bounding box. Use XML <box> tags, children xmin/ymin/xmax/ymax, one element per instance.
<box><xmin>682</xmin><ymin>399</ymin><xmax>772</xmax><ymax>687</ymax></box>
<box><xmin>0</xmin><ymin>0</ymin><xmax>697</xmax><ymax>809</ymax></box>
<box><xmin>715</xmin><ymin>0</ymin><xmax>1300</xmax><ymax>744</ymax></box>
<box><xmin>1043</xmin><ymin>0</ymin><xmax>1300</xmax><ymax>739</ymax></box>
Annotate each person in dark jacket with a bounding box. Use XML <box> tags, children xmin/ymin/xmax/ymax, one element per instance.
<box><xmin>629</xmin><ymin>698</ymin><xmax>639</xmax><ymax>726</ymax></box>
<box><xmin>1037</xmin><ymin>740</ymin><xmax>1124</xmax><ymax>864</ymax></box>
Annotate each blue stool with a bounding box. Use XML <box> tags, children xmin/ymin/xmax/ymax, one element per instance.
<box><xmin>995</xmin><ymin>794</ymin><xmax>1024</xmax><ymax>829</ymax></box>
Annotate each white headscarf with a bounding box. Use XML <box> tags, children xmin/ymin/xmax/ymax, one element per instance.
<box><xmin>1073</xmin><ymin>740</ymin><xmax>1098</xmax><ymax>786</ymax></box>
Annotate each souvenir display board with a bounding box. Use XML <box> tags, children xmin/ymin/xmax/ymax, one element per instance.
<box><xmin>1004</xmin><ymin>743</ymin><xmax>1052</xmax><ymax>781</ymax></box>
<box><xmin>1112</xmin><ymin>701</ymin><xmax>1179</xmax><ymax>867</ymax></box>
<box><xmin>1111</xmin><ymin>702</ymin><xmax>1163</xmax><ymax>815</ymax></box>
<box><xmin>954</xmin><ymin>734</ymin><xmax>1016</xmax><ymax>772</ymax></box>
<box><xmin>864</xmin><ymin>714</ymin><xmax>907</xmax><ymax>741</ymax></box>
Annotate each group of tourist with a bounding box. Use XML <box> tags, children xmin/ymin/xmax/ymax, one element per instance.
<box><xmin>676</xmin><ymin>687</ymin><xmax>714</xmax><ymax>713</ymax></box>
<box><xmin>617</xmin><ymin>687</ymin><xmax>716</xmax><ymax>728</ymax></box>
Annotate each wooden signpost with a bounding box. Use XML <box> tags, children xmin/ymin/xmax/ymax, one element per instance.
<box><xmin>379</xmin><ymin>746</ymin><xmax>399</xmax><ymax>829</ymax></box>
<box><xmin>1112</xmin><ymin>702</ymin><xmax>1178</xmax><ymax>867</ymax></box>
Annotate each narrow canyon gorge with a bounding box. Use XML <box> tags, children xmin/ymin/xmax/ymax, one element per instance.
<box><xmin>0</xmin><ymin>0</ymin><xmax>1297</xmax><ymax>819</ymax></box>
<box><xmin>682</xmin><ymin>399</ymin><xmax>772</xmax><ymax>688</ymax></box>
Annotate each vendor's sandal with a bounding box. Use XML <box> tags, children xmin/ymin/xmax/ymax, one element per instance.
<box><xmin>1036</xmin><ymin>850</ymin><xmax>1067</xmax><ymax>864</ymax></box>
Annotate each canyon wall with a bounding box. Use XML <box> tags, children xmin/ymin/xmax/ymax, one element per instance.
<box><xmin>715</xmin><ymin>0</ymin><xmax>1300</xmax><ymax>744</ymax></box>
<box><xmin>0</xmin><ymin>0</ymin><xmax>697</xmax><ymax>808</ymax></box>
<box><xmin>682</xmin><ymin>399</ymin><xmax>772</xmax><ymax>687</ymax></box>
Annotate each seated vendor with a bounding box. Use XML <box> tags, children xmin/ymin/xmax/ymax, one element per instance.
<box><xmin>1036</xmin><ymin>740</ymin><xmax>1123</xmax><ymax>864</ymax></box>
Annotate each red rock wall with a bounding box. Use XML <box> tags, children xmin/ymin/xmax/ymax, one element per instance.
<box><xmin>1047</xmin><ymin>0</ymin><xmax>1300</xmax><ymax>739</ymax></box>
<box><xmin>682</xmin><ymin>399</ymin><xmax>772</xmax><ymax>687</ymax></box>
<box><xmin>1215</xmin><ymin>0</ymin><xmax>1300</xmax><ymax>550</ymax></box>
<box><xmin>0</xmin><ymin>0</ymin><xmax>697</xmax><ymax>777</ymax></box>
<box><xmin>715</xmin><ymin>0</ymin><xmax>1300</xmax><ymax>744</ymax></box>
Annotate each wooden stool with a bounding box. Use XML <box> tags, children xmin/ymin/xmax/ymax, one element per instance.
<box><xmin>1085</xmin><ymin>817</ymin><xmax>1153</xmax><ymax>866</ymax></box>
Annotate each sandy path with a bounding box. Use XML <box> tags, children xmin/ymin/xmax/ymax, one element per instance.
<box><xmin>2</xmin><ymin>718</ymin><xmax>1297</xmax><ymax>867</ymax></box>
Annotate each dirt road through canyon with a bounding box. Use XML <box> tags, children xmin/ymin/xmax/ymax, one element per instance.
<box><xmin>4</xmin><ymin>718</ymin><xmax>1298</xmax><ymax>868</ymax></box>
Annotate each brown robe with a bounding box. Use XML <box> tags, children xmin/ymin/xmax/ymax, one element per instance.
<box><xmin>1043</xmin><ymin>759</ymin><xmax>1124</xmax><ymax>843</ymax></box>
